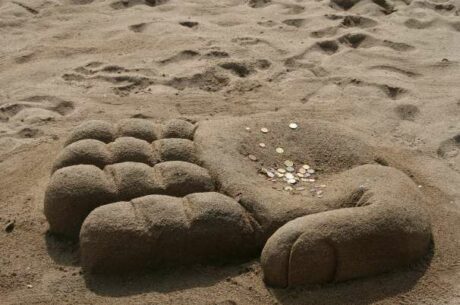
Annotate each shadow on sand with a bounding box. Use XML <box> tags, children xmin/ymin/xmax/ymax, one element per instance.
<box><xmin>45</xmin><ymin>231</ymin><xmax>434</xmax><ymax>303</ymax></box>
<box><xmin>271</xmin><ymin>240</ymin><xmax>435</xmax><ymax>305</ymax></box>
<box><xmin>45</xmin><ymin>231</ymin><xmax>80</xmax><ymax>266</ymax></box>
<box><xmin>83</xmin><ymin>261</ymin><xmax>254</xmax><ymax>297</ymax></box>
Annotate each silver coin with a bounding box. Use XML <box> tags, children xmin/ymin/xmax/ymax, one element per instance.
<box><xmin>277</xmin><ymin>168</ymin><xmax>286</xmax><ymax>173</ymax></box>
<box><xmin>287</xmin><ymin>178</ymin><xmax>297</xmax><ymax>184</ymax></box>
<box><xmin>276</xmin><ymin>172</ymin><xmax>284</xmax><ymax>178</ymax></box>
<box><xmin>296</xmin><ymin>173</ymin><xmax>304</xmax><ymax>177</ymax></box>
<box><xmin>302</xmin><ymin>164</ymin><xmax>310</xmax><ymax>170</ymax></box>
<box><xmin>266</xmin><ymin>171</ymin><xmax>275</xmax><ymax>178</ymax></box>
<box><xmin>289</xmin><ymin>123</ymin><xmax>298</xmax><ymax>129</ymax></box>
<box><xmin>261</xmin><ymin>127</ymin><xmax>269</xmax><ymax>133</ymax></box>
<box><xmin>285</xmin><ymin>173</ymin><xmax>294</xmax><ymax>179</ymax></box>
<box><xmin>286</xmin><ymin>166</ymin><xmax>295</xmax><ymax>172</ymax></box>
<box><xmin>276</xmin><ymin>147</ymin><xmax>284</xmax><ymax>154</ymax></box>
<box><xmin>298</xmin><ymin>168</ymin><xmax>307</xmax><ymax>174</ymax></box>
<box><xmin>307</xmin><ymin>169</ymin><xmax>315</xmax><ymax>174</ymax></box>
<box><xmin>284</xmin><ymin>160</ymin><xmax>294</xmax><ymax>167</ymax></box>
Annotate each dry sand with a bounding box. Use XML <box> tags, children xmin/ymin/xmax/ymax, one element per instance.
<box><xmin>0</xmin><ymin>0</ymin><xmax>459</xmax><ymax>304</ymax></box>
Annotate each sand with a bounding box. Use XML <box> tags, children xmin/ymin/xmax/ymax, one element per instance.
<box><xmin>0</xmin><ymin>0</ymin><xmax>459</xmax><ymax>304</ymax></box>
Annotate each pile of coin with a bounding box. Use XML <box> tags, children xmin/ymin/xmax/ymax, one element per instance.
<box><xmin>260</xmin><ymin>162</ymin><xmax>318</xmax><ymax>190</ymax></box>
<box><xmin>246</xmin><ymin>122</ymin><xmax>326</xmax><ymax>197</ymax></box>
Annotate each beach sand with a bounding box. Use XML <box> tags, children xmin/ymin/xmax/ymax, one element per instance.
<box><xmin>0</xmin><ymin>0</ymin><xmax>459</xmax><ymax>304</ymax></box>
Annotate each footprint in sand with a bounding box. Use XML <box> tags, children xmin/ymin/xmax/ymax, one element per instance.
<box><xmin>438</xmin><ymin>134</ymin><xmax>460</xmax><ymax>159</ymax></box>
<box><xmin>110</xmin><ymin>0</ymin><xmax>167</xmax><ymax>10</ymax></box>
<box><xmin>395</xmin><ymin>104</ymin><xmax>420</xmax><ymax>121</ymax></box>
<box><xmin>311</xmin><ymin>15</ymin><xmax>378</xmax><ymax>38</ymax></box>
<box><xmin>0</xmin><ymin>95</ymin><xmax>75</xmax><ymax>139</ymax></box>
<box><xmin>62</xmin><ymin>62</ymin><xmax>154</xmax><ymax>96</ymax></box>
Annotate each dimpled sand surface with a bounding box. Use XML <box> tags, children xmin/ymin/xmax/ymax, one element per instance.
<box><xmin>0</xmin><ymin>0</ymin><xmax>459</xmax><ymax>304</ymax></box>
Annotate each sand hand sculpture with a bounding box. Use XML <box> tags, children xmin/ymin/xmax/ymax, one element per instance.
<box><xmin>44</xmin><ymin>115</ymin><xmax>431</xmax><ymax>287</ymax></box>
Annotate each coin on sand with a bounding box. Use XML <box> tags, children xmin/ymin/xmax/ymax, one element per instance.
<box><xmin>259</xmin><ymin>143</ymin><xmax>266</xmax><ymax>148</ymax></box>
<box><xmin>284</xmin><ymin>160</ymin><xmax>294</xmax><ymax>167</ymax></box>
<box><xmin>261</xmin><ymin>128</ymin><xmax>269</xmax><ymax>133</ymax></box>
<box><xmin>289</xmin><ymin>123</ymin><xmax>298</xmax><ymax>129</ymax></box>
<box><xmin>248</xmin><ymin>155</ymin><xmax>257</xmax><ymax>161</ymax></box>
<box><xmin>276</xmin><ymin>147</ymin><xmax>284</xmax><ymax>154</ymax></box>
<box><xmin>302</xmin><ymin>164</ymin><xmax>310</xmax><ymax>170</ymax></box>
<box><xmin>285</xmin><ymin>173</ymin><xmax>294</xmax><ymax>179</ymax></box>
<box><xmin>277</xmin><ymin>168</ymin><xmax>286</xmax><ymax>173</ymax></box>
